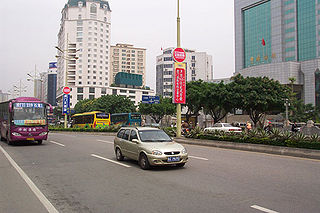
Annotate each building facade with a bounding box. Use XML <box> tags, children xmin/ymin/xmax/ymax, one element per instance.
<box><xmin>235</xmin><ymin>0</ymin><xmax>320</xmax><ymax>106</ymax></box>
<box><xmin>156</xmin><ymin>48</ymin><xmax>213</xmax><ymax>97</ymax></box>
<box><xmin>110</xmin><ymin>44</ymin><xmax>146</xmax><ymax>86</ymax></box>
<box><xmin>57</xmin><ymin>0</ymin><xmax>112</xmax><ymax>107</ymax></box>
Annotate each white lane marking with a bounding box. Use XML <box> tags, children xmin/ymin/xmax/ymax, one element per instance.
<box><xmin>97</xmin><ymin>140</ymin><xmax>114</xmax><ymax>144</ymax></box>
<box><xmin>251</xmin><ymin>205</ymin><xmax>279</xmax><ymax>213</ymax></box>
<box><xmin>188</xmin><ymin>155</ymin><xmax>209</xmax><ymax>161</ymax></box>
<box><xmin>0</xmin><ymin>145</ymin><xmax>59</xmax><ymax>213</ymax></box>
<box><xmin>50</xmin><ymin>141</ymin><xmax>65</xmax><ymax>147</ymax></box>
<box><xmin>91</xmin><ymin>154</ymin><xmax>131</xmax><ymax>168</ymax></box>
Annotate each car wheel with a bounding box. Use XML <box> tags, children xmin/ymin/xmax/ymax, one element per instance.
<box><xmin>37</xmin><ymin>140</ymin><xmax>43</xmax><ymax>145</ymax></box>
<box><xmin>176</xmin><ymin>163</ymin><xmax>185</xmax><ymax>167</ymax></box>
<box><xmin>139</xmin><ymin>153</ymin><xmax>150</xmax><ymax>170</ymax></box>
<box><xmin>115</xmin><ymin>148</ymin><xmax>124</xmax><ymax>161</ymax></box>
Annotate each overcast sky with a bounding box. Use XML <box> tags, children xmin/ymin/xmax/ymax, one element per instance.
<box><xmin>0</xmin><ymin>0</ymin><xmax>234</xmax><ymax>97</ymax></box>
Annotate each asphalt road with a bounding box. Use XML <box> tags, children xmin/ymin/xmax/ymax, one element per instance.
<box><xmin>0</xmin><ymin>132</ymin><xmax>319</xmax><ymax>213</ymax></box>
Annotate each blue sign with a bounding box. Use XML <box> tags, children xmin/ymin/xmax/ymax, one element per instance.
<box><xmin>142</xmin><ymin>95</ymin><xmax>160</xmax><ymax>104</ymax></box>
<box><xmin>49</xmin><ymin>62</ymin><xmax>57</xmax><ymax>69</ymax></box>
<box><xmin>14</xmin><ymin>103</ymin><xmax>44</xmax><ymax>108</ymax></box>
<box><xmin>62</xmin><ymin>94</ymin><xmax>70</xmax><ymax>115</ymax></box>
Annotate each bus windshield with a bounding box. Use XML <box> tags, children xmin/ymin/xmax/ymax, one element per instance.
<box><xmin>13</xmin><ymin>103</ymin><xmax>46</xmax><ymax>126</ymax></box>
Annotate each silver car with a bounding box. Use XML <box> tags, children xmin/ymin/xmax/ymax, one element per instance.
<box><xmin>114</xmin><ymin>127</ymin><xmax>188</xmax><ymax>170</ymax></box>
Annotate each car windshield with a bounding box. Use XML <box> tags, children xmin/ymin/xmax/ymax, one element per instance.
<box><xmin>138</xmin><ymin>130</ymin><xmax>172</xmax><ymax>142</ymax></box>
<box><xmin>13</xmin><ymin>103</ymin><xmax>46</xmax><ymax>126</ymax></box>
<box><xmin>223</xmin><ymin>124</ymin><xmax>234</xmax><ymax>127</ymax></box>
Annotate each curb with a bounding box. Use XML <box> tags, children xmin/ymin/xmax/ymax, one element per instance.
<box><xmin>49</xmin><ymin>131</ymin><xmax>117</xmax><ymax>136</ymax></box>
<box><xmin>174</xmin><ymin>137</ymin><xmax>320</xmax><ymax>160</ymax></box>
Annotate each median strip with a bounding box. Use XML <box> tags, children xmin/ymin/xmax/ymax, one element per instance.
<box><xmin>97</xmin><ymin>140</ymin><xmax>114</xmax><ymax>144</ymax></box>
<box><xmin>91</xmin><ymin>154</ymin><xmax>131</xmax><ymax>168</ymax></box>
<box><xmin>50</xmin><ymin>141</ymin><xmax>65</xmax><ymax>147</ymax></box>
<box><xmin>188</xmin><ymin>155</ymin><xmax>209</xmax><ymax>161</ymax></box>
<box><xmin>251</xmin><ymin>205</ymin><xmax>278</xmax><ymax>213</ymax></box>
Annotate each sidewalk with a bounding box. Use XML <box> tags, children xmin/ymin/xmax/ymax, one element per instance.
<box><xmin>174</xmin><ymin>137</ymin><xmax>320</xmax><ymax>160</ymax></box>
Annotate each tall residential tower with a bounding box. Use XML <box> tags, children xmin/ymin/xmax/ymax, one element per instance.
<box><xmin>235</xmin><ymin>0</ymin><xmax>320</xmax><ymax>106</ymax></box>
<box><xmin>57</xmin><ymin>0</ymin><xmax>111</xmax><ymax>107</ymax></box>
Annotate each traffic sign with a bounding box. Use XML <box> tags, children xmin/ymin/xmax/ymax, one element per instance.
<box><xmin>142</xmin><ymin>95</ymin><xmax>160</xmax><ymax>104</ymax></box>
<box><xmin>63</xmin><ymin>87</ymin><xmax>71</xmax><ymax>94</ymax></box>
<box><xmin>62</xmin><ymin>94</ymin><xmax>70</xmax><ymax>115</ymax></box>
<box><xmin>172</xmin><ymin>48</ymin><xmax>186</xmax><ymax>63</ymax></box>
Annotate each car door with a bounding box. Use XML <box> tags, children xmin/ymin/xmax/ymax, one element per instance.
<box><xmin>121</xmin><ymin>129</ymin><xmax>131</xmax><ymax>157</ymax></box>
<box><xmin>115</xmin><ymin>129</ymin><xmax>125</xmax><ymax>152</ymax></box>
<box><xmin>127</xmin><ymin>130</ymin><xmax>140</xmax><ymax>160</ymax></box>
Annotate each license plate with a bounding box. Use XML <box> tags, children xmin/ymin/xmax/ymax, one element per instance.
<box><xmin>168</xmin><ymin>156</ymin><xmax>180</xmax><ymax>162</ymax></box>
<box><xmin>26</xmin><ymin>138</ymin><xmax>34</xmax><ymax>141</ymax></box>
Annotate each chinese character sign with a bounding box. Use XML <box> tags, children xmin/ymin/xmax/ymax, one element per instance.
<box><xmin>62</xmin><ymin>94</ymin><xmax>70</xmax><ymax>115</ymax></box>
<box><xmin>173</xmin><ymin>63</ymin><xmax>186</xmax><ymax>104</ymax></box>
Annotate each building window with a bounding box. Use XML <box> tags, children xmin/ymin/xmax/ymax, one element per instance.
<box><xmin>77</xmin><ymin>95</ymin><xmax>83</xmax><ymax>100</ymax></box>
<box><xmin>78</xmin><ymin>14</ymin><xmax>82</xmax><ymax>20</ymax></box>
<box><xmin>90</xmin><ymin>4</ymin><xmax>97</xmax><ymax>13</ymax></box>
<box><xmin>89</xmin><ymin>95</ymin><xmax>95</xmax><ymax>100</ymax></box>
<box><xmin>77</xmin><ymin>87</ymin><xmax>83</xmax><ymax>93</ymax></box>
<box><xmin>102</xmin><ymin>88</ymin><xmax>107</xmax><ymax>94</ymax></box>
<box><xmin>89</xmin><ymin>87</ymin><xmax>95</xmax><ymax>93</ymax></box>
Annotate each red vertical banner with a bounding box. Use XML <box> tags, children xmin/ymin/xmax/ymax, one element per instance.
<box><xmin>173</xmin><ymin>63</ymin><xmax>186</xmax><ymax>104</ymax></box>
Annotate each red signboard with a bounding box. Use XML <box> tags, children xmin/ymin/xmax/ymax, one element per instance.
<box><xmin>63</xmin><ymin>87</ymin><xmax>71</xmax><ymax>95</ymax></box>
<box><xmin>172</xmin><ymin>48</ymin><xmax>186</xmax><ymax>63</ymax></box>
<box><xmin>173</xmin><ymin>63</ymin><xmax>186</xmax><ymax>104</ymax></box>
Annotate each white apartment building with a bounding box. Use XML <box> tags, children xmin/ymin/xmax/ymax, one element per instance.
<box><xmin>110</xmin><ymin>44</ymin><xmax>146</xmax><ymax>86</ymax></box>
<box><xmin>57</xmin><ymin>0</ymin><xmax>112</xmax><ymax>107</ymax></box>
<box><xmin>156</xmin><ymin>48</ymin><xmax>213</xmax><ymax>97</ymax></box>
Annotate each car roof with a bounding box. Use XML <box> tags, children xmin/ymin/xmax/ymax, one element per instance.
<box><xmin>120</xmin><ymin>127</ymin><xmax>160</xmax><ymax>131</ymax></box>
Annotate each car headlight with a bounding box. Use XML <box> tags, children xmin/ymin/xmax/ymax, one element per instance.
<box><xmin>39</xmin><ymin>132</ymin><xmax>48</xmax><ymax>136</ymax></box>
<box><xmin>152</xmin><ymin>150</ymin><xmax>163</xmax><ymax>155</ymax></box>
<box><xmin>12</xmin><ymin>132</ymin><xmax>21</xmax><ymax>136</ymax></box>
<box><xmin>181</xmin><ymin>148</ymin><xmax>187</xmax><ymax>154</ymax></box>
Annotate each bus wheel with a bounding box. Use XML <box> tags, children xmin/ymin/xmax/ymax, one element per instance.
<box><xmin>37</xmin><ymin>140</ymin><xmax>43</xmax><ymax>145</ymax></box>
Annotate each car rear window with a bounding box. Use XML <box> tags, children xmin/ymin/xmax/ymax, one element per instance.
<box><xmin>117</xmin><ymin>129</ymin><xmax>125</xmax><ymax>138</ymax></box>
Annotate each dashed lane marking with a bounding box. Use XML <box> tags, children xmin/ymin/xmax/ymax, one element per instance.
<box><xmin>188</xmin><ymin>155</ymin><xmax>209</xmax><ymax>161</ymax></box>
<box><xmin>97</xmin><ymin>140</ymin><xmax>114</xmax><ymax>144</ymax></box>
<box><xmin>251</xmin><ymin>205</ymin><xmax>279</xmax><ymax>213</ymax></box>
<box><xmin>50</xmin><ymin>141</ymin><xmax>65</xmax><ymax>147</ymax></box>
<box><xmin>91</xmin><ymin>154</ymin><xmax>131</xmax><ymax>168</ymax></box>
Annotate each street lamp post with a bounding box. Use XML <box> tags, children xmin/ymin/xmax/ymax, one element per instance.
<box><xmin>284</xmin><ymin>99</ymin><xmax>290</xmax><ymax>127</ymax></box>
<box><xmin>55</xmin><ymin>34</ymin><xmax>78</xmax><ymax>128</ymax></box>
<box><xmin>27</xmin><ymin>65</ymin><xmax>43</xmax><ymax>98</ymax></box>
<box><xmin>176</xmin><ymin>0</ymin><xmax>182</xmax><ymax>137</ymax></box>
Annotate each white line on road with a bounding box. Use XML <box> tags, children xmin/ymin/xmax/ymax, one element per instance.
<box><xmin>189</xmin><ymin>155</ymin><xmax>209</xmax><ymax>161</ymax></box>
<box><xmin>251</xmin><ymin>205</ymin><xmax>279</xmax><ymax>213</ymax></box>
<box><xmin>50</xmin><ymin>141</ymin><xmax>65</xmax><ymax>147</ymax></box>
<box><xmin>97</xmin><ymin>140</ymin><xmax>114</xmax><ymax>144</ymax></box>
<box><xmin>0</xmin><ymin>145</ymin><xmax>59</xmax><ymax>213</ymax></box>
<box><xmin>91</xmin><ymin>154</ymin><xmax>131</xmax><ymax>168</ymax></box>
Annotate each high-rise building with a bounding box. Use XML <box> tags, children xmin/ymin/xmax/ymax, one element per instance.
<box><xmin>0</xmin><ymin>90</ymin><xmax>9</xmax><ymax>102</ymax></box>
<box><xmin>156</xmin><ymin>48</ymin><xmax>213</xmax><ymax>97</ymax></box>
<box><xmin>47</xmin><ymin>62</ymin><xmax>58</xmax><ymax>106</ymax></box>
<box><xmin>110</xmin><ymin>43</ymin><xmax>147</xmax><ymax>86</ymax></box>
<box><xmin>235</xmin><ymin>0</ymin><xmax>320</xmax><ymax>106</ymax></box>
<box><xmin>57</xmin><ymin>0</ymin><xmax>111</xmax><ymax>107</ymax></box>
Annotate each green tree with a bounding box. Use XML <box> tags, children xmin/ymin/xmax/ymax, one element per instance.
<box><xmin>74</xmin><ymin>95</ymin><xmax>136</xmax><ymax>114</ymax></box>
<box><xmin>230</xmin><ymin>74</ymin><xmax>290</xmax><ymax>127</ymax></box>
<box><xmin>91</xmin><ymin>95</ymin><xmax>136</xmax><ymax>114</ymax></box>
<box><xmin>138</xmin><ymin>97</ymin><xmax>176</xmax><ymax>123</ymax></box>
<box><xmin>202</xmin><ymin>82</ymin><xmax>233</xmax><ymax>123</ymax></box>
<box><xmin>289</xmin><ymin>99</ymin><xmax>320</xmax><ymax>122</ymax></box>
<box><xmin>185</xmin><ymin>80</ymin><xmax>206</xmax><ymax>124</ymax></box>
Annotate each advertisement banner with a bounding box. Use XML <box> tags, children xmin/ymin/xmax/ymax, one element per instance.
<box><xmin>62</xmin><ymin>94</ymin><xmax>70</xmax><ymax>115</ymax></box>
<box><xmin>173</xmin><ymin>63</ymin><xmax>186</xmax><ymax>104</ymax></box>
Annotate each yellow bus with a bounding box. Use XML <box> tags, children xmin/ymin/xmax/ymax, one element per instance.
<box><xmin>72</xmin><ymin>111</ymin><xmax>110</xmax><ymax>128</ymax></box>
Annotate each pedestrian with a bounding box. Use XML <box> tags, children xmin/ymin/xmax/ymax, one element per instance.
<box><xmin>264</xmin><ymin>121</ymin><xmax>272</xmax><ymax>133</ymax></box>
<box><xmin>246</xmin><ymin>121</ymin><xmax>252</xmax><ymax>133</ymax></box>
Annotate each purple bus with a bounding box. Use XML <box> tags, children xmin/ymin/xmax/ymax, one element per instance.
<box><xmin>0</xmin><ymin>97</ymin><xmax>52</xmax><ymax>145</ymax></box>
